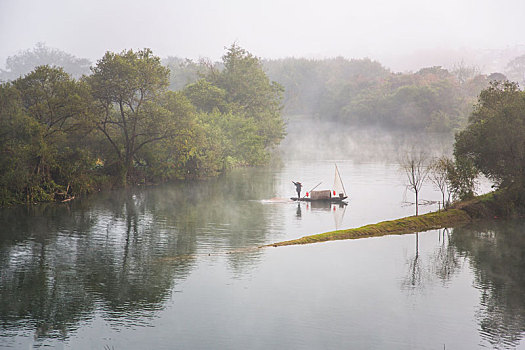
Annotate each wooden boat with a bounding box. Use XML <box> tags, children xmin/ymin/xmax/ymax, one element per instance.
<box><xmin>290</xmin><ymin>196</ymin><xmax>348</xmax><ymax>203</ymax></box>
<box><xmin>291</xmin><ymin>164</ymin><xmax>348</xmax><ymax>203</ymax></box>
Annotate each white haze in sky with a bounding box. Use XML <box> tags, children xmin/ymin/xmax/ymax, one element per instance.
<box><xmin>1</xmin><ymin>0</ymin><xmax>525</xmax><ymax>71</ymax></box>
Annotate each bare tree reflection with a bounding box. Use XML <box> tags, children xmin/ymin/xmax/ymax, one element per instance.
<box><xmin>432</xmin><ymin>228</ymin><xmax>464</xmax><ymax>283</ymax></box>
<box><xmin>403</xmin><ymin>232</ymin><xmax>424</xmax><ymax>290</ymax></box>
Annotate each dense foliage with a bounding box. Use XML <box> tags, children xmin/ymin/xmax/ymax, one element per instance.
<box><xmin>263</xmin><ymin>59</ymin><xmax>499</xmax><ymax>132</ymax></box>
<box><xmin>0</xmin><ymin>45</ymin><xmax>285</xmax><ymax>205</ymax></box>
<box><xmin>158</xmin><ymin>55</ymin><xmax>501</xmax><ymax>133</ymax></box>
<box><xmin>454</xmin><ymin>81</ymin><xmax>525</xmax><ymax>205</ymax></box>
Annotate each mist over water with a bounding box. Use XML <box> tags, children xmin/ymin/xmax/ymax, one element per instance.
<box><xmin>280</xmin><ymin>119</ymin><xmax>454</xmax><ymax>162</ymax></box>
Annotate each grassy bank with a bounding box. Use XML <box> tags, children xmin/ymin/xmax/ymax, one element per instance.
<box><xmin>267</xmin><ymin>189</ymin><xmax>525</xmax><ymax>247</ymax></box>
<box><xmin>267</xmin><ymin>209</ymin><xmax>472</xmax><ymax>247</ymax></box>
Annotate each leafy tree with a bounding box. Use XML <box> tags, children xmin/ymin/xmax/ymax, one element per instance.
<box><xmin>0</xmin><ymin>45</ymin><xmax>291</xmax><ymax>206</ymax></box>
<box><xmin>10</xmin><ymin>66</ymin><xmax>94</xmax><ymax>201</ymax></box>
<box><xmin>455</xmin><ymin>81</ymin><xmax>525</xmax><ymax>191</ymax></box>
<box><xmin>446</xmin><ymin>156</ymin><xmax>478</xmax><ymax>200</ymax></box>
<box><xmin>87</xmin><ymin>48</ymin><xmax>174</xmax><ymax>184</ymax></box>
<box><xmin>183</xmin><ymin>79</ymin><xmax>229</xmax><ymax>114</ymax></box>
<box><xmin>0</xmin><ymin>83</ymin><xmax>41</xmax><ymax>204</ymax></box>
<box><xmin>208</xmin><ymin>44</ymin><xmax>285</xmax><ymax>149</ymax></box>
<box><xmin>13</xmin><ymin>65</ymin><xmax>91</xmax><ymax>140</ymax></box>
<box><xmin>264</xmin><ymin>57</ymin><xmax>490</xmax><ymax>132</ymax></box>
<box><xmin>429</xmin><ymin>156</ymin><xmax>453</xmax><ymax>208</ymax></box>
<box><xmin>138</xmin><ymin>91</ymin><xmax>202</xmax><ymax>181</ymax></box>
<box><xmin>202</xmin><ymin>111</ymin><xmax>267</xmax><ymax>166</ymax></box>
<box><xmin>264</xmin><ymin>57</ymin><xmax>389</xmax><ymax>118</ymax></box>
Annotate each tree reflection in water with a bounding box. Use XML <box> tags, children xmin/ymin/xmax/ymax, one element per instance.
<box><xmin>1</xmin><ymin>166</ymin><xmax>524</xmax><ymax>348</ymax></box>
<box><xmin>0</xmin><ymin>167</ymin><xmax>277</xmax><ymax>341</ymax></box>
<box><xmin>451</xmin><ymin>221</ymin><xmax>525</xmax><ymax>349</ymax></box>
<box><xmin>402</xmin><ymin>222</ymin><xmax>525</xmax><ymax>348</ymax></box>
<box><xmin>403</xmin><ymin>232</ymin><xmax>423</xmax><ymax>289</ymax></box>
<box><xmin>0</xmin><ymin>194</ymin><xmax>196</xmax><ymax>340</ymax></box>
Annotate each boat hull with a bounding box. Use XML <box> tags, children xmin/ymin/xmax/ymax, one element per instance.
<box><xmin>291</xmin><ymin>196</ymin><xmax>348</xmax><ymax>203</ymax></box>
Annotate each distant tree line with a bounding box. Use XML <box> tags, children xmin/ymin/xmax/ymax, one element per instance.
<box><xmin>3</xmin><ymin>43</ymin><xmax>525</xmax><ymax>208</ymax></box>
<box><xmin>0</xmin><ymin>44</ymin><xmax>285</xmax><ymax>205</ymax></box>
<box><xmin>265</xmin><ymin>59</ymin><xmax>513</xmax><ymax>133</ymax></box>
<box><xmin>166</xmin><ymin>56</ymin><xmax>515</xmax><ymax>133</ymax></box>
<box><xmin>4</xmin><ymin>44</ymin><xmax>523</xmax><ymax>135</ymax></box>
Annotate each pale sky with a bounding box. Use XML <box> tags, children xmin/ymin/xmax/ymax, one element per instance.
<box><xmin>1</xmin><ymin>0</ymin><xmax>525</xmax><ymax>71</ymax></box>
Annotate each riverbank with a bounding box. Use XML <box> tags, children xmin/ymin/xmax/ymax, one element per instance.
<box><xmin>266</xmin><ymin>190</ymin><xmax>523</xmax><ymax>247</ymax></box>
<box><xmin>267</xmin><ymin>209</ymin><xmax>471</xmax><ymax>247</ymax></box>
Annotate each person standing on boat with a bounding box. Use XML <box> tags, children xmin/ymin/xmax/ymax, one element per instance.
<box><xmin>292</xmin><ymin>181</ymin><xmax>302</xmax><ymax>199</ymax></box>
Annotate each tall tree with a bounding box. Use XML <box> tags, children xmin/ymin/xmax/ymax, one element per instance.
<box><xmin>13</xmin><ymin>65</ymin><xmax>91</xmax><ymax>140</ymax></box>
<box><xmin>429</xmin><ymin>156</ymin><xmax>453</xmax><ymax>209</ymax></box>
<box><xmin>88</xmin><ymin>48</ymin><xmax>174</xmax><ymax>184</ymax></box>
<box><xmin>12</xmin><ymin>66</ymin><xmax>93</xmax><ymax>200</ymax></box>
<box><xmin>0</xmin><ymin>83</ymin><xmax>40</xmax><ymax>204</ymax></box>
<box><xmin>209</xmin><ymin>44</ymin><xmax>285</xmax><ymax>149</ymax></box>
<box><xmin>455</xmin><ymin>81</ymin><xmax>525</xmax><ymax>190</ymax></box>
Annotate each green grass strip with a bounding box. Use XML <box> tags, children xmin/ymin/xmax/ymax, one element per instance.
<box><xmin>266</xmin><ymin>209</ymin><xmax>471</xmax><ymax>247</ymax></box>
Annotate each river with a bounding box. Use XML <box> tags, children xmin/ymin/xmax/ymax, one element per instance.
<box><xmin>0</xmin><ymin>128</ymin><xmax>524</xmax><ymax>349</ymax></box>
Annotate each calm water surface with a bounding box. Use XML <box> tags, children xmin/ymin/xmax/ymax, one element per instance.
<box><xmin>0</xmin><ymin>160</ymin><xmax>523</xmax><ymax>349</ymax></box>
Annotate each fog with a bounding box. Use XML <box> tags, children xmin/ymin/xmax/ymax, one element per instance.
<box><xmin>1</xmin><ymin>0</ymin><xmax>525</xmax><ymax>72</ymax></box>
<box><xmin>279</xmin><ymin>120</ymin><xmax>454</xmax><ymax>163</ymax></box>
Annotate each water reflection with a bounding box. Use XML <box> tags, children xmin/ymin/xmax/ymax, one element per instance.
<box><xmin>430</xmin><ymin>228</ymin><xmax>464</xmax><ymax>284</ymax></box>
<box><xmin>451</xmin><ymin>221</ymin><xmax>525</xmax><ymax>348</ymax></box>
<box><xmin>401</xmin><ymin>223</ymin><xmax>525</xmax><ymax>348</ymax></box>
<box><xmin>295</xmin><ymin>202</ymin><xmax>302</xmax><ymax>218</ymax></box>
<box><xmin>0</xmin><ymin>163</ymin><xmax>524</xmax><ymax>349</ymax></box>
<box><xmin>302</xmin><ymin>201</ymin><xmax>348</xmax><ymax>230</ymax></box>
<box><xmin>0</xmin><ymin>168</ymin><xmax>280</xmax><ymax>341</ymax></box>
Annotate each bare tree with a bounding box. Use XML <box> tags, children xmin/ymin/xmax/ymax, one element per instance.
<box><xmin>429</xmin><ymin>156</ymin><xmax>453</xmax><ymax>210</ymax></box>
<box><xmin>452</xmin><ymin>60</ymin><xmax>480</xmax><ymax>85</ymax></box>
<box><xmin>401</xmin><ymin>151</ymin><xmax>429</xmax><ymax>216</ymax></box>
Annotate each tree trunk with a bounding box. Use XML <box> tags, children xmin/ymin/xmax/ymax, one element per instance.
<box><xmin>117</xmin><ymin>161</ymin><xmax>129</xmax><ymax>187</ymax></box>
<box><xmin>415</xmin><ymin>190</ymin><xmax>419</xmax><ymax>216</ymax></box>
